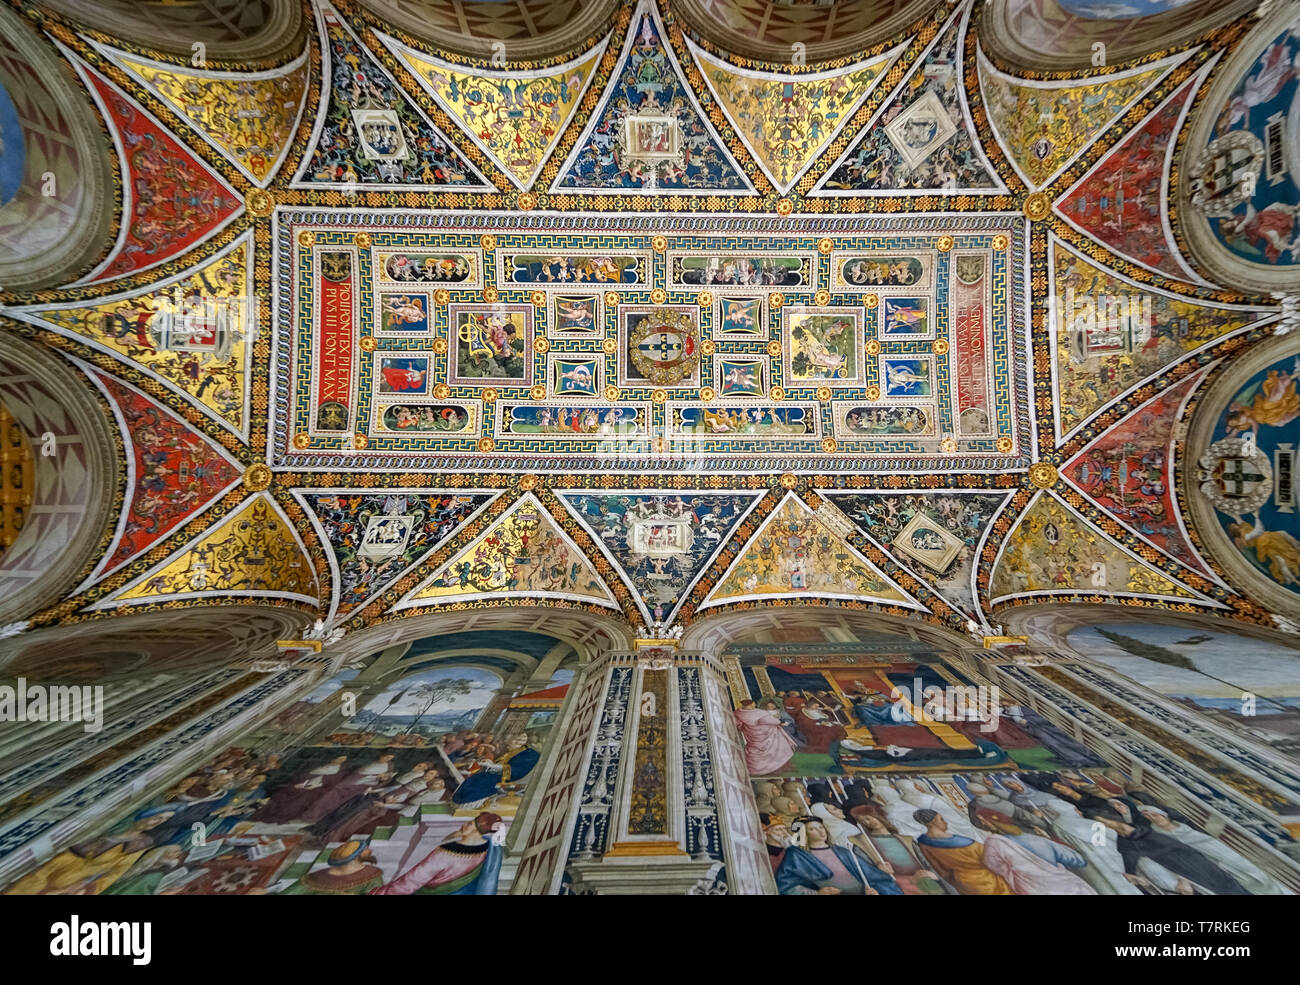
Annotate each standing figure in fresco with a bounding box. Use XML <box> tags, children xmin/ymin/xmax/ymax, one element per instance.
<box><xmin>852</xmin><ymin>814</ymin><xmax>946</xmax><ymax>895</ymax></box>
<box><xmin>1000</xmin><ymin>776</ymin><xmax>1059</xmax><ymax>819</ymax></box>
<box><xmin>451</xmin><ymin>734</ymin><xmax>538</xmax><ymax>808</ymax></box>
<box><xmin>912</xmin><ymin>809</ymin><xmax>1012</xmax><ymax>895</ymax></box>
<box><xmin>305</xmin><ymin>772</ymin><xmax>409</xmax><ymax>844</ymax></box>
<box><xmin>372</xmin><ymin>812</ymin><xmax>504</xmax><ymax>895</ymax></box>
<box><xmin>761</xmin><ymin>815</ymin><xmax>792</xmax><ymax>868</ymax></box>
<box><xmin>1044</xmin><ymin>775</ymin><xmax>1111</xmax><ymax>817</ymax></box>
<box><xmin>972</xmin><ymin>813</ymin><xmax>1096</xmax><ymax>895</ymax></box>
<box><xmin>1039</xmin><ymin>798</ymin><xmax>1141</xmax><ymax>895</ymax></box>
<box><xmin>761</xmin><ymin>698</ymin><xmax>804</xmax><ymax>745</ymax></box>
<box><xmin>807</xmin><ymin>797</ymin><xmax>946</xmax><ymax>894</ymax></box>
<box><xmin>901</xmin><ymin>780</ymin><xmax>985</xmax><ymax>842</ymax></box>
<box><xmin>1085</xmin><ymin>811</ymin><xmax>1251</xmax><ymax>895</ymax></box>
<box><xmin>399</xmin><ymin>776</ymin><xmax>451</xmax><ymax>820</ymax></box>
<box><xmin>255</xmin><ymin>755</ymin><xmax>348</xmax><ymax>824</ymax></box>
<box><xmin>774</xmin><ymin>817</ymin><xmax>903</xmax><ymax>895</ymax></box>
<box><xmin>872</xmin><ymin>783</ymin><xmax>928</xmax><ymax>837</ymax></box>
<box><xmin>965</xmin><ymin>781</ymin><xmax>1042</xmax><ymax>833</ymax></box>
<box><xmin>1137</xmin><ymin>805</ymin><xmax>1293</xmax><ymax>895</ymax></box>
<box><xmin>734</xmin><ymin>699</ymin><xmax>799</xmax><ymax>775</ymax></box>
<box><xmin>810</xmin><ymin>801</ymin><xmax>877</xmax><ymax>858</ymax></box>
<box><xmin>298</xmin><ymin>755</ymin><xmax>395</xmax><ymax>825</ymax></box>
<box><xmin>782</xmin><ymin>690</ymin><xmax>847</xmax><ymax>753</ymax></box>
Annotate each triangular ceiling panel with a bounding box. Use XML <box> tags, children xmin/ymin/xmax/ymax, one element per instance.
<box><xmin>1048</xmin><ymin>235</ymin><xmax>1272</xmax><ymax>442</ymax></box>
<box><xmin>296</xmin><ymin>488</ymin><xmax>500</xmax><ymax>621</ymax></box>
<box><xmin>1061</xmin><ymin>367</ymin><xmax>1226</xmax><ymax>586</ymax></box>
<box><xmin>66</xmin><ymin>52</ymin><xmax>242</xmax><ymax>284</ymax></box>
<box><xmin>91</xmin><ymin>492</ymin><xmax>319</xmax><ymax>609</ymax></box>
<box><xmin>11</xmin><ymin>233</ymin><xmax>255</xmax><ymax>441</ymax></box>
<box><xmin>978</xmin><ymin>48</ymin><xmax>1184</xmax><ymax>190</ymax></box>
<box><xmin>397</xmin><ymin>493</ymin><xmax>617</xmax><ymax>610</ymax></box>
<box><xmin>700</xmin><ymin>492</ymin><xmax>922</xmax><ymax>611</ymax></box>
<box><xmin>823</xmin><ymin>488</ymin><xmax>1014</xmax><ymax>620</ymax></box>
<box><xmin>990</xmin><ymin>490</ymin><xmax>1213</xmax><ymax>607</ymax></box>
<box><xmin>558</xmin><ymin>489</ymin><xmax>763</xmax><ymax>623</ymax></box>
<box><xmin>1055</xmin><ymin>65</ymin><xmax>1214</xmax><ymax>285</ymax></box>
<box><xmin>551</xmin><ymin>0</ymin><xmax>755</xmax><ymax>195</ymax></box>
<box><xmin>84</xmin><ymin>369</ymin><xmax>243</xmax><ymax>585</ymax></box>
<box><xmin>92</xmin><ymin>42</ymin><xmax>311</xmax><ymax>187</ymax></box>
<box><xmin>294</xmin><ymin>2</ymin><xmax>493</xmax><ymax>191</ymax></box>
<box><xmin>379</xmin><ymin>31</ymin><xmax>608</xmax><ymax>191</ymax></box>
<box><xmin>814</xmin><ymin>1</ymin><xmax>1003</xmax><ymax>196</ymax></box>
<box><xmin>686</xmin><ymin>36</ymin><xmax>903</xmax><ymax>195</ymax></box>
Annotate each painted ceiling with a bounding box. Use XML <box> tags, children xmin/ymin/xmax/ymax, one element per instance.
<box><xmin>0</xmin><ymin>0</ymin><xmax>1296</xmax><ymax>649</ymax></box>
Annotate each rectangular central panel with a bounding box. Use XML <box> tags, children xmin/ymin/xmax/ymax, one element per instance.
<box><xmin>272</xmin><ymin>210</ymin><xmax>1030</xmax><ymax>473</ymax></box>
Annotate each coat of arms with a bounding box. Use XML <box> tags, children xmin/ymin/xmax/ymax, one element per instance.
<box><xmin>1198</xmin><ymin>437</ymin><xmax>1273</xmax><ymax>515</ymax></box>
<box><xmin>351</xmin><ymin>108</ymin><xmax>412</xmax><ymax>162</ymax></box>
<box><xmin>146</xmin><ymin>292</ymin><xmax>249</xmax><ymax>360</ymax></box>
<box><xmin>1190</xmin><ymin>132</ymin><xmax>1265</xmax><ymax>218</ymax></box>
<box><xmin>629</xmin><ymin>310</ymin><xmax>701</xmax><ymax>385</ymax></box>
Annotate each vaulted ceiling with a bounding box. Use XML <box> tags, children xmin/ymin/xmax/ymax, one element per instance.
<box><xmin>0</xmin><ymin>0</ymin><xmax>1296</xmax><ymax>659</ymax></box>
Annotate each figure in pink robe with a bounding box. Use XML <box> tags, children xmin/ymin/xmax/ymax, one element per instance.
<box><xmin>734</xmin><ymin>700</ymin><xmax>799</xmax><ymax>776</ymax></box>
<box><xmin>981</xmin><ymin>832</ymin><xmax>1096</xmax><ymax>895</ymax></box>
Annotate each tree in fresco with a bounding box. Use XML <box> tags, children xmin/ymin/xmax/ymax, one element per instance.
<box><xmin>1091</xmin><ymin>627</ymin><xmax>1291</xmax><ymax>713</ymax></box>
<box><xmin>386</xmin><ymin>677</ymin><xmax>477</xmax><ymax>734</ymax></box>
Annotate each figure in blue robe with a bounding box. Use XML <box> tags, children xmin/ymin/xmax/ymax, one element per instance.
<box><xmin>852</xmin><ymin>693</ymin><xmax>912</xmax><ymax>726</ymax></box>
<box><xmin>451</xmin><ymin>740</ymin><xmax>539</xmax><ymax>806</ymax></box>
<box><xmin>775</xmin><ymin>844</ymin><xmax>903</xmax><ymax>895</ymax></box>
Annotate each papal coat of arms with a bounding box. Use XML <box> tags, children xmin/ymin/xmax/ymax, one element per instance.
<box><xmin>1198</xmin><ymin>437</ymin><xmax>1273</xmax><ymax>516</ymax></box>
<box><xmin>629</xmin><ymin>309</ymin><xmax>701</xmax><ymax>385</ymax></box>
<box><xmin>1190</xmin><ymin>131</ymin><xmax>1265</xmax><ymax>218</ymax></box>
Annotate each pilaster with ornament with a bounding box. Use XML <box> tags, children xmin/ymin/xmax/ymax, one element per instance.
<box><xmin>549</xmin><ymin>639</ymin><xmax>773</xmax><ymax>894</ymax></box>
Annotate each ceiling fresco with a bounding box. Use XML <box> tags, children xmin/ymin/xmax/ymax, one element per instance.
<box><xmin>0</xmin><ymin>0</ymin><xmax>1295</xmax><ymax>651</ymax></box>
<box><xmin>271</xmin><ymin>210</ymin><xmax>1029</xmax><ymax>472</ymax></box>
